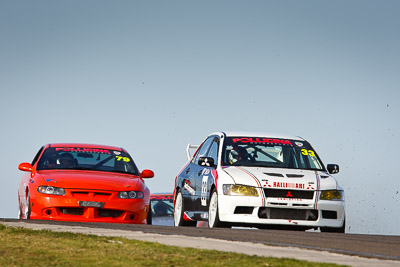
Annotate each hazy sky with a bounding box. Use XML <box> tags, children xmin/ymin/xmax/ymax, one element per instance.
<box><xmin>1</xmin><ymin>1</ymin><xmax>399</xmax><ymax>235</ymax></box>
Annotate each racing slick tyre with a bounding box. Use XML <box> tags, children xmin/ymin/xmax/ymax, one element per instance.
<box><xmin>208</xmin><ymin>189</ymin><xmax>230</xmax><ymax>228</ymax></box>
<box><xmin>320</xmin><ymin>219</ymin><xmax>346</xmax><ymax>233</ymax></box>
<box><xmin>174</xmin><ymin>190</ymin><xmax>196</xmax><ymax>227</ymax></box>
<box><xmin>24</xmin><ymin>191</ymin><xmax>31</xmax><ymax>220</ymax></box>
<box><xmin>147</xmin><ymin>202</ymin><xmax>152</xmax><ymax>225</ymax></box>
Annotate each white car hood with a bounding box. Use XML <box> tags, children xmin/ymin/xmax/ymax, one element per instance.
<box><xmin>222</xmin><ymin>166</ymin><xmax>337</xmax><ymax>190</ymax></box>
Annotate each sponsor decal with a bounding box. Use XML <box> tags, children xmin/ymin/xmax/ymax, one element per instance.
<box><xmin>295</xmin><ymin>142</ymin><xmax>303</xmax><ymax>147</ymax></box>
<box><xmin>307</xmin><ymin>182</ymin><xmax>315</xmax><ymax>190</ymax></box>
<box><xmin>45</xmin><ymin>179</ymin><xmax>53</xmax><ymax>182</ymax></box>
<box><xmin>56</xmin><ymin>147</ymin><xmax>111</xmax><ymax>154</ymax></box>
<box><xmin>203</xmin><ymin>169</ymin><xmax>210</xmax><ymax>175</ymax></box>
<box><xmin>184</xmin><ymin>182</ymin><xmax>195</xmax><ymax>196</ymax></box>
<box><xmin>277</xmin><ymin>198</ymin><xmax>303</xmax><ymax>201</ymax></box>
<box><xmin>201</xmin><ymin>176</ymin><xmax>208</xmax><ymax>206</ymax></box>
<box><xmin>273</xmin><ymin>182</ymin><xmax>305</xmax><ymax>189</ymax></box>
<box><xmin>151</xmin><ymin>195</ymin><xmax>173</xmax><ymax>200</ymax></box>
<box><xmin>113</xmin><ymin>151</ymin><xmax>121</xmax><ymax>155</ymax></box>
<box><xmin>201</xmin><ymin>212</ymin><xmax>208</xmax><ymax>219</ymax></box>
<box><xmin>262</xmin><ymin>181</ymin><xmax>272</xmax><ymax>188</ymax></box>
<box><xmin>232</xmin><ymin>138</ymin><xmax>292</xmax><ymax>146</ymax></box>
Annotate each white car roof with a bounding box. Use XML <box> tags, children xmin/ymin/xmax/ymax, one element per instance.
<box><xmin>208</xmin><ymin>131</ymin><xmax>305</xmax><ymax>141</ymax></box>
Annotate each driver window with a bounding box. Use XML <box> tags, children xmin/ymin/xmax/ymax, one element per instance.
<box><xmin>193</xmin><ymin>137</ymin><xmax>214</xmax><ymax>164</ymax></box>
<box><xmin>207</xmin><ymin>138</ymin><xmax>219</xmax><ymax>165</ymax></box>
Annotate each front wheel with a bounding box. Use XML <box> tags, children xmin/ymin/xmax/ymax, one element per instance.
<box><xmin>18</xmin><ymin>197</ymin><xmax>22</xmax><ymax>219</ymax></box>
<box><xmin>147</xmin><ymin>202</ymin><xmax>152</xmax><ymax>225</ymax></box>
<box><xmin>208</xmin><ymin>189</ymin><xmax>229</xmax><ymax>228</ymax></box>
<box><xmin>174</xmin><ymin>190</ymin><xmax>196</xmax><ymax>227</ymax></box>
<box><xmin>24</xmin><ymin>191</ymin><xmax>31</xmax><ymax>220</ymax></box>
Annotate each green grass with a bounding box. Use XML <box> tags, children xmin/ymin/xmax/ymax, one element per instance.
<box><xmin>0</xmin><ymin>224</ymin><xmax>347</xmax><ymax>267</ymax></box>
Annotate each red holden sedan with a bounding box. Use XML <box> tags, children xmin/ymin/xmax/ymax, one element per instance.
<box><xmin>18</xmin><ymin>143</ymin><xmax>154</xmax><ymax>224</ymax></box>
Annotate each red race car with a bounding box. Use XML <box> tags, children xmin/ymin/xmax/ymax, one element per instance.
<box><xmin>18</xmin><ymin>143</ymin><xmax>154</xmax><ymax>224</ymax></box>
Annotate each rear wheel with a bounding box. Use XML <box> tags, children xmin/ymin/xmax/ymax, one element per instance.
<box><xmin>174</xmin><ymin>190</ymin><xmax>196</xmax><ymax>227</ymax></box>
<box><xmin>208</xmin><ymin>189</ymin><xmax>229</xmax><ymax>228</ymax></box>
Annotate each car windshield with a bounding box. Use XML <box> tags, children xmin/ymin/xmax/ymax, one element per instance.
<box><xmin>151</xmin><ymin>195</ymin><xmax>174</xmax><ymax>216</ymax></box>
<box><xmin>222</xmin><ymin>137</ymin><xmax>324</xmax><ymax>171</ymax></box>
<box><xmin>36</xmin><ymin>147</ymin><xmax>139</xmax><ymax>175</ymax></box>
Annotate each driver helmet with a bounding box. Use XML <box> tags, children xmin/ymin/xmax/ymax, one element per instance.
<box><xmin>58</xmin><ymin>152</ymin><xmax>75</xmax><ymax>167</ymax></box>
<box><xmin>229</xmin><ymin>146</ymin><xmax>247</xmax><ymax>164</ymax></box>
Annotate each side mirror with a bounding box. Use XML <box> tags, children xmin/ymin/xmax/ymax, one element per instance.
<box><xmin>327</xmin><ymin>164</ymin><xmax>339</xmax><ymax>174</ymax></box>
<box><xmin>141</xmin><ymin>169</ymin><xmax>154</xmax><ymax>179</ymax></box>
<box><xmin>198</xmin><ymin>157</ymin><xmax>215</xmax><ymax>167</ymax></box>
<box><xmin>19</xmin><ymin>162</ymin><xmax>33</xmax><ymax>172</ymax></box>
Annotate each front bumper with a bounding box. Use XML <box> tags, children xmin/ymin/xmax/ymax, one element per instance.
<box><xmin>29</xmin><ymin>189</ymin><xmax>149</xmax><ymax>224</ymax></box>
<box><xmin>218</xmin><ymin>194</ymin><xmax>345</xmax><ymax>228</ymax></box>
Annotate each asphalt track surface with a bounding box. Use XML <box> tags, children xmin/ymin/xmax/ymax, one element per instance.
<box><xmin>2</xmin><ymin>219</ymin><xmax>400</xmax><ymax>266</ymax></box>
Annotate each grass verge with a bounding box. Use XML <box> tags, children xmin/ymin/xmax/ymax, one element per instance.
<box><xmin>0</xmin><ymin>224</ymin><xmax>347</xmax><ymax>266</ymax></box>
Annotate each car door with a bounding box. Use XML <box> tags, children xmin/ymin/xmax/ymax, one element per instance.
<box><xmin>195</xmin><ymin>136</ymin><xmax>220</xmax><ymax>211</ymax></box>
<box><xmin>184</xmin><ymin>136</ymin><xmax>214</xmax><ymax>212</ymax></box>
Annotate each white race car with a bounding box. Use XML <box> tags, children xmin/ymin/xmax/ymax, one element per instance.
<box><xmin>173</xmin><ymin>131</ymin><xmax>345</xmax><ymax>232</ymax></box>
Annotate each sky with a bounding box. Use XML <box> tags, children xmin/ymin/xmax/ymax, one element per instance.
<box><xmin>0</xmin><ymin>1</ymin><xmax>399</xmax><ymax>235</ymax></box>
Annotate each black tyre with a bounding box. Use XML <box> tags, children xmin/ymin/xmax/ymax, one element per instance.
<box><xmin>147</xmin><ymin>202</ymin><xmax>152</xmax><ymax>225</ymax></box>
<box><xmin>174</xmin><ymin>190</ymin><xmax>196</xmax><ymax>227</ymax></box>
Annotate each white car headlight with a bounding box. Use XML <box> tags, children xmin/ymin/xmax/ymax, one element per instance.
<box><xmin>223</xmin><ymin>184</ymin><xmax>259</xmax><ymax>197</ymax></box>
<box><xmin>320</xmin><ymin>190</ymin><xmax>343</xmax><ymax>200</ymax></box>
<box><xmin>37</xmin><ymin>186</ymin><xmax>66</xmax><ymax>196</ymax></box>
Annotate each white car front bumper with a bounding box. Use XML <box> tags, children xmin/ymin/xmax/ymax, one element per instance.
<box><xmin>217</xmin><ymin>194</ymin><xmax>345</xmax><ymax>228</ymax></box>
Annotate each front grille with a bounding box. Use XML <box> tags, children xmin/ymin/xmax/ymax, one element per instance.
<box><xmin>71</xmin><ymin>191</ymin><xmax>89</xmax><ymax>195</ymax></box>
<box><xmin>264</xmin><ymin>189</ymin><xmax>314</xmax><ymax>199</ymax></box>
<box><xmin>98</xmin><ymin>209</ymin><xmax>124</xmax><ymax>218</ymax></box>
<box><xmin>94</xmin><ymin>192</ymin><xmax>111</xmax><ymax>196</ymax></box>
<box><xmin>258</xmin><ymin>207</ymin><xmax>318</xmax><ymax>221</ymax></box>
<box><xmin>60</xmin><ymin>208</ymin><xmax>84</xmax><ymax>215</ymax></box>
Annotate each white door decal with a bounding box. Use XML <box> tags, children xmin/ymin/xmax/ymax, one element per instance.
<box><xmin>201</xmin><ymin>175</ymin><xmax>208</xmax><ymax>206</ymax></box>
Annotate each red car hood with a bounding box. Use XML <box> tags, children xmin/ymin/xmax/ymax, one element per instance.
<box><xmin>36</xmin><ymin>170</ymin><xmax>140</xmax><ymax>191</ymax></box>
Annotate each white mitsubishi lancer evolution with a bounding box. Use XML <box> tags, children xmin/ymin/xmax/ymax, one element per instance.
<box><xmin>173</xmin><ymin>131</ymin><xmax>345</xmax><ymax>232</ymax></box>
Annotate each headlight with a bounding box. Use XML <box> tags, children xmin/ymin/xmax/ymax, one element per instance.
<box><xmin>37</xmin><ymin>186</ymin><xmax>65</xmax><ymax>196</ymax></box>
<box><xmin>118</xmin><ymin>191</ymin><xmax>144</xmax><ymax>199</ymax></box>
<box><xmin>223</xmin><ymin>184</ymin><xmax>259</xmax><ymax>197</ymax></box>
<box><xmin>320</xmin><ymin>190</ymin><xmax>343</xmax><ymax>200</ymax></box>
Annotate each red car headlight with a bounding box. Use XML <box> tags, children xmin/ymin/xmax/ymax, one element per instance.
<box><xmin>37</xmin><ymin>186</ymin><xmax>66</xmax><ymax>196</ymax></box>
<box><xmin>118</xmin><ymin>191</ymin><xmax>144</xmax><ymax>199</ymax></box>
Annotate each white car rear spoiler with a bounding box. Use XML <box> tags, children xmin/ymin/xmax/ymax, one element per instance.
<box><xmin>186</xmin><ymin>144</ymin><xmax>199</xmax><ymax>161</ymax></box>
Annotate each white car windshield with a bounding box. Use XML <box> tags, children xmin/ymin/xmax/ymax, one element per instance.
<box><xmin>222</xmin><ymin>137</ymin><xmax>324</xmax><ymax>171</ymax></box>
